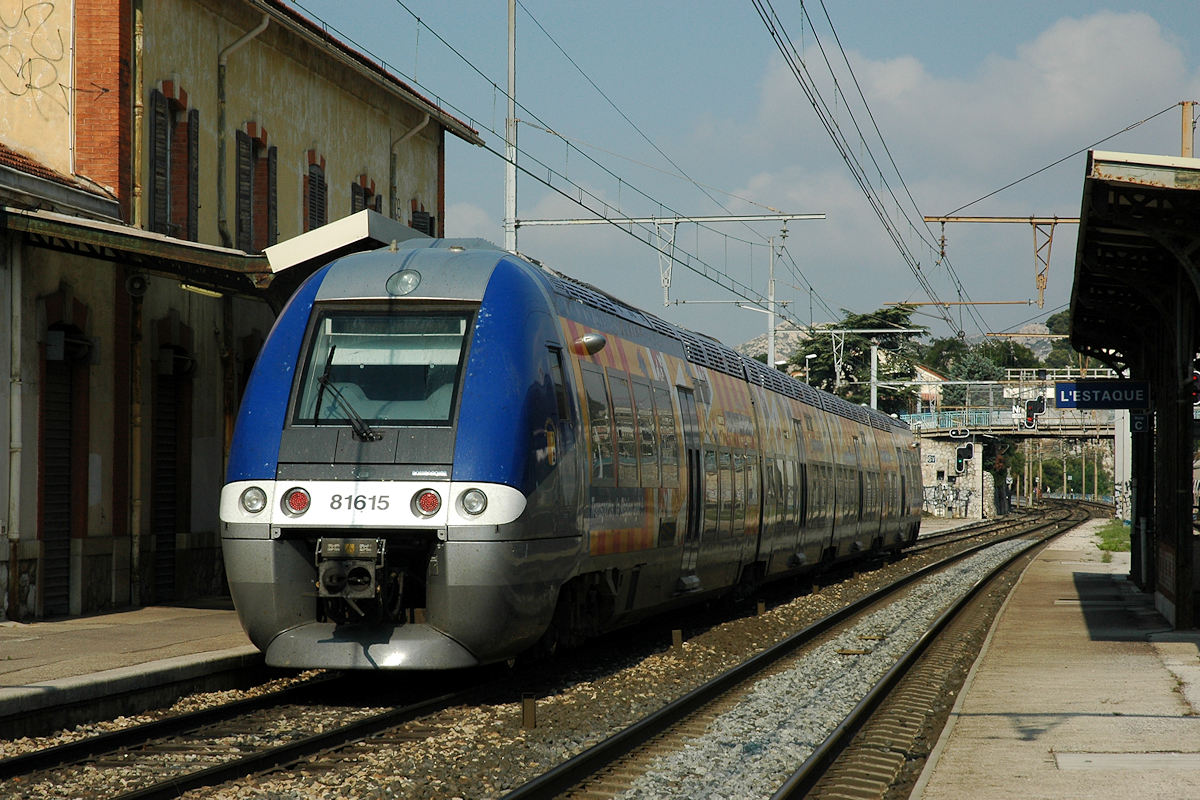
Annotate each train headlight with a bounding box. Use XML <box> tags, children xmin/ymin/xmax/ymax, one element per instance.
<box><xmin>386</xmin><ymin>268</ymin><xmax>422</xmax><ymax>296</ymax></box>
<box><xmin>283</xmin><ymin>487</ymin><xmax>311</xmax><ymax>516</ymax></box>
<box><xmin>239</xmin><ymin>486</ymin><xmax>268</xmax><ymax>514</ymax></box>
<box><xmin>413</xmin><ymin>488</ymin><xmax>442</xmax><ymax>517</ymax></box>
<box><xmin>460</xmin><ymin>488</ymin><xmax>488</xmax><ymax>516</ymax></box>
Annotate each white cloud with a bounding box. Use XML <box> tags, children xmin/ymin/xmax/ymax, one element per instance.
<box><xmin>444</xmin><ymin>202</ymin><xmax>500</xmax><ymax>241</ymax></box>
<box><xmin>694</xmin><ymin>10</ymin><xmax>1197</xmax><ymax>339</ymax></box>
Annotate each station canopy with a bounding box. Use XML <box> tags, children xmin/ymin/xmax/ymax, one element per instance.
<box><xmin>1070</xmin><ymin>150</ymin><xmax>1200</xmax><ymax>373</ymax></box>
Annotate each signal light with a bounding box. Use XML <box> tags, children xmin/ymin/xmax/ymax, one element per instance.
<box><xmin>1023</xmin><ymin>400</ymin><xmax>1037</xmax><ymax>429</ymax></box>
<box><xmin>1191</xmin><ymin>370</ymin><xmax>1200</xmax><ymax>406</ymax></box>
<box><xmin>954</xmin><ymin>443</ymin><xmax>972</xmax><ymax>474</ymax></box>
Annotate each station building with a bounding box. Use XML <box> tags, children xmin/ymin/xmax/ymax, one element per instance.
<box><xmin>0</xmin><ymin>0</ymin><xmax>482</xmax><ymax>619</ymax></box>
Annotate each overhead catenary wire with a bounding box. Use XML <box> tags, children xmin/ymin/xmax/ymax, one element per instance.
<box><xmin>806</xmin><ymin>0</ymin><xmax>989</xmax><ymax>335</ymax></box>
<box><xmin>515</xmin><ymin>0</ymin><xmax>778</xmax><ymax>247</ymax></box>
<box><xmin>288</xmin><ymin>0</ymin><xmax>839</xmax><ymax>334</ymax></box>
<box><xmin>751</xmin><ymin>0</ymin><xmax>965</xmax><ymax>336</ymax></box>
<box><xmin>945</xmin><ymin>103</ymin><xmax>1181</xmax><ymax>216</ymax></box>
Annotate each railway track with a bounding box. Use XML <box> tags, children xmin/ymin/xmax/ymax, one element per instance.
<box><xmin>0</xmin><ymin>670</ymin><xmax>484</xmax><ymax>800</ymax></box>
<box><xmin>499</xmin><ymin>504</ymin><xmax>1089</xmax><ymax>800</ymax></box>
<box><xmin>0</xmin><ymin>505</ymin><xmax>1099</xmax><ymax>799</ymax></box>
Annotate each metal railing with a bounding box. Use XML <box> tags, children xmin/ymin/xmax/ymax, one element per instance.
<box><xmin>902</xmin><ymin>407</ymin><xmax>1116</xmax><ymax>435</ymax></box>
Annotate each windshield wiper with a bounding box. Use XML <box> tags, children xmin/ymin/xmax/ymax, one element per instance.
<box><xmin>317</xmin><ymin>376</ymin><xmax>382</xmax><ymax>441</ymax></box>
<box><xmin>314</xmin><ymin>346</ymin><xmax>382</xmax><ymax>442</ymax></box>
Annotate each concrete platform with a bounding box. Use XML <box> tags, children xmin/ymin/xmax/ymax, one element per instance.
<box><xmin>912</xmin><ymin>518</ymin><xmax>1200</xmax><ymax>799</ymax></box>
<box><xmin>0</xmin><ymin>600</ymin><xmax>259</xmax><ymax>725</ymax></box>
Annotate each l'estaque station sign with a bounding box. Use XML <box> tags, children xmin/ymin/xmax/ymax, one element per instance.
<box><xmin>1054</xmin><ymin>380</ymin><xmax>1150</xmax><ymax>409</ymax></box>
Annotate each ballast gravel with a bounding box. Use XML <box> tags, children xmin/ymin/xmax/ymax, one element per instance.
<box><xmin>0</xmin><ymin>530</ymin><xmax>1036</xmax><ymax>800</ymax></box>
<box><xmin>617</xmin><ymin>538</ymin><xmax>1030</xmax><ymax>799</ymax></box>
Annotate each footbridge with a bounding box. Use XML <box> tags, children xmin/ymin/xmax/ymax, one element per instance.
<box><xmin>901</xmin><ymin>407</ymin><xmax>1118</xmax><ymax>438</ymax></box>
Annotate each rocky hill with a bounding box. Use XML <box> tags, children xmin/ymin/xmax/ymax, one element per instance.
<box><xmin>733</xmin><ymin>320</ymin><xmax>813</xmax><ymax>365</ymax></box>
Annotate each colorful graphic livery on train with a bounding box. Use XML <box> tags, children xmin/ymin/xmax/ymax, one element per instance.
<box><xmin>219</xmin><ymin>238</ymin><xmax>922</xmax><ymax>670</ymax></box>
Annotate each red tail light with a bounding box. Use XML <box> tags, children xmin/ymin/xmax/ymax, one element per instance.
<box><xmin>284</xmin><ymin>487</ymin><xmax>311</xmax><ymax>515</ymax></box>
<box><xmin>414</xmin><ymin>489</ymin><xmax>441</xmax><ymax>516</ymax></box>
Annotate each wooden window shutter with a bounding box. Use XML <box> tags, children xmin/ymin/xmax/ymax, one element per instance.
<box><xmin>411</xmin><ymin>210</ymin><xmax>434</xmax><ymax>236</ymax></box>
<box><xmin>307</xmin><ymin>164</ymin><xmax>327</xmax><ymax>229</ymax></box>
<box><xmin>306</xmin><ymin>165</ymin><xmax>319</xmax><ymax>230</ymax></box>
<box><xmin>373</xmin><ymin>194</ymin><xmax>382</xmax><ymax>213</ymax></box>
<box><xmin>267</xmin><ymin>146</ymin><xmax>278</xmax><ymax>246</ymax></box>
<box><xmin>235</xmin><ymin>129</ymin><xmax>253</xmax><ymax>251</ymax></box>
<box><xmin>186</xmin><ymin>109</ymin><xmax>199</xmax><ymax>241</ymax></box>
<box><xmin>351</xmin><ymin>182</ymin><xmax>365</xmax><ymax>213</ymax></box>
<box><xmin>148</xmin><ymin>89</ymin><xmax>170</xmax><ymax>234</ymax></box>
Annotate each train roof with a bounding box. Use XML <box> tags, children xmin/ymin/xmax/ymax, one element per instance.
<box><xmin>313</xmin><ymin>239</ymin><xmax>911</xmax><ymax>434</ymax></box>
<box><xmin>531</xmin><ymin>255</ymin><xmax>911</xmax><ymax>434</ymax></box>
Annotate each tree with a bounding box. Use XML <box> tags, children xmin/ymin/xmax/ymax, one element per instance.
<box><xmin>978</xmin><ymin>339</ymin><xmax>1039</xmax><ymax>369</ymax></box>
<box><xmin>1043</xmin><ymin>310</ymin><xmax>1080</xmax><ymax>368</ymax></box>
<box><xmin>942</xmin><ymin>349</ymin><xmax>1004</xmax><ymax>408</ymax></box>
<box><xmin>788</xmin><ymin>306</ymin><xmax>925</xmax><ymax>414</ymax></box>
<box><xmin>920</xmin><ymin>336</ymin><xmax>970</xmax><ymax>375</ymax></box>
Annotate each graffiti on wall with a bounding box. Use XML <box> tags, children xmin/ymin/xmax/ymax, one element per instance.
<box><xmin>1</xmin><ymin>1</ymin><xmax>70</xmax><ymax>121</ymax></box>
<box><xmin>924</xmin><ymin>482</ymin><xmax>974</xmax><ymax>518</ymax></box>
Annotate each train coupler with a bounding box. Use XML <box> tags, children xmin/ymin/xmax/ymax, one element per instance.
<box><xmin>315</xmin><ymin>537</ymin><xmax>387</xmax><ymax>616</ymax></box>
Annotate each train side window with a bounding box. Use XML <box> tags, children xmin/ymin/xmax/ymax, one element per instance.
<box><xmin>581</xmin><ymin>367</ymin><xmax>613</xmax><ymax>484</ymax></box>
<box><xmin>633</xmin><ymin>380</ymin><xmax>658</xmax><ymax>487</ymax></box>
<box><xmin>654</xmin><ymin>386</ymin><xmax>679</xmax><ymax>488</ymax></box>
<box><xmin>744</xmin><ymin>454</ymin><xmax>759</xmax><ymax>535</ymax></box>
<box><xmin>798</xmin><ymin>462</ymin><xmax>809</xmax><ymax>527</ymax></box>
<box><xmin>608</xmin><ymin>370</ymin><xmax>639</xmax><ymax>487</ymax></box>
<box><xmin>547</xmin><ymin>347</ymin><xmax>570</xmax><ymax>421</ymax></box>
<box><xmin>703</xmin><ymin>448</ymin><xmax>719</xmax><ymax>540</ymax></box>
<box><xmin>764</xmin><ymin>457</ymin><xmax>778</xmax><ymax>529</ymax></box>
<box><xmin>719</xmin><ymin>449</ymin><xmax>734</xmax><ymax>537</ymax></box>
<box><xmin>732</xmin><ymin>452</ymin><xmax>746</xmax><ymax>536</ymax></box>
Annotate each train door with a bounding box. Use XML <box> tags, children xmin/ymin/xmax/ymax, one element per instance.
<box><xmin>676</xmin><ymin>388</ymin><xmax>702</xmax><ymax>590</ymax></box>
<box><xmin>546</xmin><ymin>346</ymin><xmax>577</xmax><ymax>534</ymax></box>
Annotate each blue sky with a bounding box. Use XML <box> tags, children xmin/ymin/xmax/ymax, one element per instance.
<box><xmin>293</xmin><ymin>1</ymin><xmax>1200</xmax><ymax>351</ymax></box>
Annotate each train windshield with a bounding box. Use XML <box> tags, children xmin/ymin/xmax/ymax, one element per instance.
<box><xmin>292</xmin><ymin>309</ymin><xmax>473</xmax><ymax>426</ymax></box>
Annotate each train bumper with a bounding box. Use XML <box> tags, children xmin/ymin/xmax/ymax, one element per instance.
<box><xmin>264</xmin><ymin>621</ymin><xmax>479</xmax><ymax>670</ymax></box>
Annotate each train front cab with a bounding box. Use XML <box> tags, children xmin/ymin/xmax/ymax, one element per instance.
<box><xmin>221</xmin><ymin>245</ymin><xmax>585</xmax><ymax>669</ymax></box>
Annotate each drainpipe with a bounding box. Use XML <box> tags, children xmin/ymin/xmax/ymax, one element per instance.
<box><xmin>390</xmin><ymin>114</ymin><xmax>429</xmax><ymax>220</ymax></box>
<box><xmin>217</xmin><ymin>13</ymin><xmax>270</xmax><ymax>247</ymax></box>
<box><xmin>7</xmin><ymin>237</ymin><xmax>22</xmax><ymax>620</ymax></box>
<box><xmin>131</xmin><ymin>0</ymin><xmax>144</xmax><ymax>226</ymax></box>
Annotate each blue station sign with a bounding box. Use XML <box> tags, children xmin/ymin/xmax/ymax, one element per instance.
<box><xmin>1055</xmin><ymin>380</ymin><xmax>1150</xmax><ymax>409</ymax></box>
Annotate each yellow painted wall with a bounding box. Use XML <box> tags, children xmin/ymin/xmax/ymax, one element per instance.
<box><xmin>141</xmin><ymin>0</ymin><xmax>440</xmax><ymax>247</ymax></box>
<box><xmin>0</xmin><ymin>0</ymin><xmax>73</xmax><ymax>174</ymax></box>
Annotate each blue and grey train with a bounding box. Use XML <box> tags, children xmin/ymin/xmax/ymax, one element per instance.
<box><xmin>219</xmin><ymin>238</ymin><xmax>922</xmax><ymax>670</ymax></box>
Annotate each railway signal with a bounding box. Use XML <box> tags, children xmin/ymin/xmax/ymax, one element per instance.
<box><xmin>955</xmin><ymin>442</ymin><xmax>974</xmax><ymax>473</ymax></box>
